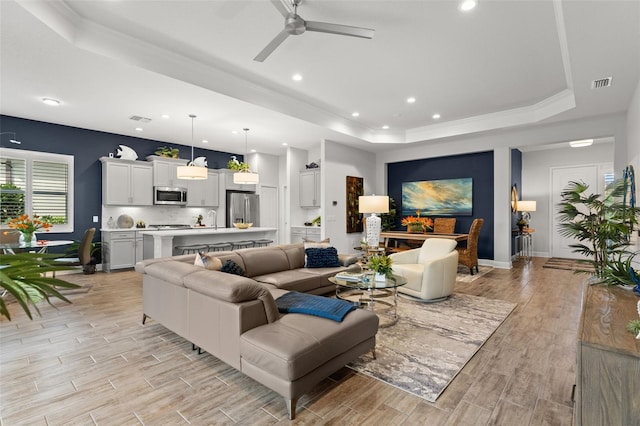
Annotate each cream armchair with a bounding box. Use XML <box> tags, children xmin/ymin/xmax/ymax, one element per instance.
<box><xmin>390</xmin><ymin>239</ymin><xmax>459</xmax><ymax>302</ymax></box>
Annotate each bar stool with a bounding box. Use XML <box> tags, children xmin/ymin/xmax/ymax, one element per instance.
<box><xmin>175</xmin><ymin>244</ymin><xmax>208</xmax><ymax>254</ymax></box>
<box><xmin>207</xmin><ymin>242</ymin><xmax>232</xmax><ymax>252</ymax></box>
<box><xmin>231</xmin><ymin>241</ymin><xmax>254</xmax><ymax>250</ymax></box>
<box><xmin>252</xmin><ymin>239</ymin><xmax>273</xmax><ymax>247</ymax></box>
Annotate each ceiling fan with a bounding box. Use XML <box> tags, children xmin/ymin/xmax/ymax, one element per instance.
<box><xmin>254</xmin><ymin>0</ymin><xmax>375</xmax><ymax>62</ymax></box>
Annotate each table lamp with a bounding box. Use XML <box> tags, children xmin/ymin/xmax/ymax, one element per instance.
<box><xmin>359</xmin><ymin>195</ymin><xmax>389</xmax><ymax>248</ymax></box>
<box><xmin>517</xmin><ymin>200</ymin><xmax>537</xmax><ymax>228</ymax></box>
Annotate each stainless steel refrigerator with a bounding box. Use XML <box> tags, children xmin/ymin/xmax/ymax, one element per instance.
<box><xmin>226</xmin><ymin>191</ymin><xmax>260</xmax><ymax>227</ymax></box>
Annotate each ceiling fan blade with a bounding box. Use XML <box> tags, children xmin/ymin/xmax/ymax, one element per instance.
<box><xmin>270</xmin><ymin>0</ymin><xmax>291</xmax><ymax>18</ymax></box>
<box><xmin>305</xmin><ymin>21</ymin><xmax>375</xmax><ymax>39</ymax></box>
<box><xmin>254</xmin><ymin>29</ymin><xmax>290</xmax><ymax>62</ymax></box>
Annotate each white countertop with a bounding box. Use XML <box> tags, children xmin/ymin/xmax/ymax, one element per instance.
<box><xmin>137</xmin><ymin>227</ymin><xmax>277</xmax><ymax>237</ymax></box>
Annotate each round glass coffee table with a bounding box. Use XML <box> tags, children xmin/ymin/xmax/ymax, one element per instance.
<box><xmin>329</xmin><ymin>273</ymin><xmax>407</xmax><ymax>327</ymax></box>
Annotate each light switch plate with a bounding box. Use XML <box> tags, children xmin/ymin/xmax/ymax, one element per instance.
<box><xmin>92</xmin><ymin>216</ymin><xmax>99</xmax><ymax>223</ymax></box>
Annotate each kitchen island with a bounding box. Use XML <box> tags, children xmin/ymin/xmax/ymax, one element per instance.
<box><xmin>140</xmin><ymin>227</ymin><xmax>278</xmax><ymax>259</ymax></box>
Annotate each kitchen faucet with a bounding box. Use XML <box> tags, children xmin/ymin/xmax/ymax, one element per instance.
<box><xmin>207</xmin><ymin>210</ymin><xmax>217</xmax><ymax>230</ymax></box>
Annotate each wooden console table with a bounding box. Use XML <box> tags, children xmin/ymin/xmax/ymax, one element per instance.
<box><xmin>575</xmin><ymin>283</ymin><xmax>640</xmax><ymax>425</ymax></box>
<box><xmin>380</xmin><ymin>231</ymin><xmax>468</xmax><ymax>251</ymax></box>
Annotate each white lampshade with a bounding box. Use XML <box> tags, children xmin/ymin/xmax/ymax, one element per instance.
<box><xmin>359</xmin><ymin>195</ymin><xmax>389</xmax><ymax>214</ymax></box>
<box><xmin>517</xmin><ymin>200</ymin><xmax>537</xmax><ymax>212</ymax></box>
<box><xmin>177</xmin><ymin>164</ymin><xmax>207</xmax><ymax>180</ymax></box>
<box><xmin>233</xmin><ymin>171</ymin><xmax>259</xmax><ymax>184</ymax></box>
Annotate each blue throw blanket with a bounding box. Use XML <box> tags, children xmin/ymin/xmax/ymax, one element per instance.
<box><xmin>275</xmin><ymin>292</ymin><xmax>356</xmax><ymax>322</ymax></box>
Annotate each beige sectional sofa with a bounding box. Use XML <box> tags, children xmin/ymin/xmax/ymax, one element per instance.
<box><xmin>135</xmin><ymin>244</ymin><xmax>379</xmax><ymax>419</ymax></box>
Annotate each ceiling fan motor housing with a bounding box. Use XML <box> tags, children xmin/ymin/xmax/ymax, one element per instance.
<box><xmin>285</xmin><ymin>14</ymin><xmax>306</xmax><ymax>35</ymax></box>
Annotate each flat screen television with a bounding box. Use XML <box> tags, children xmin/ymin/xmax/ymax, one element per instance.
<box><xmin>401</xmin><ymin>178</ymin><xmax>473</xmax><ymax>216</ymax></box>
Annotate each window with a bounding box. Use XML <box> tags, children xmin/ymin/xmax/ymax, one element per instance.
<box><xmin>0</xmin><ymin>147</ymin><xmax>74</xmax><ymax>232</ymax></box>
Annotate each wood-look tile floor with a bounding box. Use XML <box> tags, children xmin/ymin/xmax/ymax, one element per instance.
<box><xmin>0</xmin><ymin>258</ymin><xmax>583</xmax><ymax>425</ymax></box>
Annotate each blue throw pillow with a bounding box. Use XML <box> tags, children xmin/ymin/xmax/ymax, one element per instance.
<box><xmin>221</xmin><ymin>259</ymin><xmax>247</xmax><ymax>276</ymax></box>
<box><xmin>305</xmin><ymin>247</ymin><xmax>340</xmax><ymax>268</ymax></box>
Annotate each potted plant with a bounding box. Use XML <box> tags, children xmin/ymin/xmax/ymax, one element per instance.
<box><xmin>227</xmin><ymin>156</ymin><xmax>251</xmax><ymax>172</ymax></box>
<box><xmin>367</xmin><ymin>254</ymin><xmax>393</xmax><ymax>281</ymax></box>
<box><xmin>154</xmin><ymin>146</ymin><xmax>180</xmax><ymax>158</ymax></box>
<box><xmin>557</xmin><ymin>179</ymin><xmax>639</xmax><ymax>282</ymax></box>
<box><xmin>0</xmin><ymin>253</ymin><xmax>80</xmax><ymax>320</ymax></box>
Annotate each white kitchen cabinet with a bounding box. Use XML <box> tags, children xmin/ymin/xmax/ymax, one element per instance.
<box><xmin>187</xmin><ymin>171</ymin><xmax>219</xmax><ymax>207</ymax></box>
<box><xmin>291</xmin><ymin>226</ymin><xmax>321</xmax><ymax>243</ymax></box>
<box><xmin>300</xmin><ymin>169</ymin><xmax>321</xmax><ymax>207</ymax></box>
<box><xmin>146</xmin><ymin>155</ymin><xmax>188</xmax><ymax>188</ymax></box>
<box><xmin>102</xmin><ymin>230</ymin><xmax>143</xmax><ymax>271</ymax></box>
<box><xmin>101</xmin><ymin>158</ymin><xmax>153</xmax><ymax>206</ymax></box>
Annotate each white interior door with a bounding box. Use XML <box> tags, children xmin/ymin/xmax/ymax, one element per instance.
<box><xmin>550</xmin><ymin>163</ymin><xmax>612</xmax><ymax>259</ymax></box>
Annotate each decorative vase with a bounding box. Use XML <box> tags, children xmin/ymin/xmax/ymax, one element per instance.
<box><xmin>19</xmin><ymin>232</ymin><xmax>36</xmax><ymax>245</ymax></box>
<box><xmin>375</xmin><ymin>272</ymin><xmax>386</xmax><ymax>282</ymax></box>
<box><xmin>407</xmin><ymin>223</ymin><xmax>423</xmax><ymax>233</ymax></box>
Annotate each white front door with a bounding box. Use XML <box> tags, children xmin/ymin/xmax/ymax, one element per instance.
<box><xmin>550</xmin><ymin>163</ymin><xmax>612</xmax><ymax>259</ymax></box>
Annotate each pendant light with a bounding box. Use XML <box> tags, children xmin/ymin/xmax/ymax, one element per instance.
<box><xmin>177</xmin><ymin>114</ymin><xmax>207</xmax><ymax>180</ymax></box>
<box><xmin>233</xmin><ymin>128</ymin><xmax>259</xmax><ymax>184</ymax></box>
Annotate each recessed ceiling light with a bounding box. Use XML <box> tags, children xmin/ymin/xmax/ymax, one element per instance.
<box><xmin>352</xmin><ymin>112</ymin><xmax>360</xmax><ymax>117</ymax></box>
<box><xmin>282</xmin><ymin>142</ymin><xmax>288</xmax><ymax>146</ymax></box>
<box><xmin>292</xmin><ymin>73</ymin><xmax>303</xmax><ymax>81</ymax></box>
<box><xmin>161</xmin><ymin>114</ymin><xmax>170</xmax><ymax>119</ymax></box>
<box><xmin>569</xmin><ymin>139</ymin><xmax>594</xmax><ymax>148</ymax></box>
<box><xmin>459</xmin><ymin>0</ymin><xmax>477</xmax><ymax>11</ymax></box>
<box><xmin>202</xmin><ymin>139</ymin><xmax>208</xmax><ymax>144</ymax></box>
<box><xmin>407</xmin><ymin>97</ymin><xmax>416</xmax><ymax>104</ymax></box>
<box><xmin>42</xmin><ymin>97</ymin><xmax>60</xmax><ymax>106</ymax></box>
<box><xmin>135</xmin><ymin>127</ymin><xmax>143</xmax><ymax>132</ymax></box>
<box><xmin>232</xmin><ymin>130</ymin><xmax>238</xmax><ymax>135</ymax></box>
<box><xmin>382</xmin><ymin>125</ymin><xmax>389</xmax><ymax>130</ymax></box>
<box><xmin>432</xmin><ymin>113</ymin><xmax>441</xmax><ymax>119</ymax></box>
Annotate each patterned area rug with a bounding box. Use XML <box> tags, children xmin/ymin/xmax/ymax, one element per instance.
<box><xmin>456</xmin><ymin>265</ymin><xmax>494</xmax><ymax>282</ymax></box>
<box><xmin>543</xmin><ymin>257</ymin><xmax>593</xmax><ymax>272</ymax></box>
<box><xmin>348</xmin><ymin>293</ymin><xmax>516</xmax><ymax>402</ymax></box>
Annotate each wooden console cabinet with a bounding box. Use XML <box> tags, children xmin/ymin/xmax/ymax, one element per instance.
<box><xmin>575</xmin><ymin>283</ymin><xmax>640</xmax><ymax>425</ymax></box>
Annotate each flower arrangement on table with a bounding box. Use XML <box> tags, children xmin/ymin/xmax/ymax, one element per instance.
<box><xmin>401</xmin><ymin>210</ymin><xmax>433</xmax><ymax>233</ymax></box>
<box><xmin>6</xmin><ymin>214</ymin><xmax>52</xmax><ymax>243</ymax></box>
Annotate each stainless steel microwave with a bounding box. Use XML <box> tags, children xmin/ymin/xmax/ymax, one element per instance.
<box><xmin>154</xmin><ymin>186</ymin><xmax>187</xmax><ymax>205</ymax></box>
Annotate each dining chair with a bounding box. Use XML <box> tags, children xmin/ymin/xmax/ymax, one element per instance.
<box><xmin>456</xmin><ymin>218</ymin><xmax>484</xmax><ymax>275</ymax></box>
<box><xmin>54</xmin><ymin>228</ymin><xmax>96</xmax><ymax>275</ymax></box>
<box><xmin>433</xmin><ymin>218</ymin><xmax>456</xmax><ymax>234</ymax></box>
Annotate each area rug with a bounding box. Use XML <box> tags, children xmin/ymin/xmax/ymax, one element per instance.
<box><xmin>543</xmin><ymin>257</ymin><xmax>593</xmax><ymax>272</ymax></box>
<box><xmin>456</xmin><ymin>265</ymin><xmax>494</xmax><ymax>282</ymax></box>
<box><xmin>348</xmin><ymin>293</ymin><xmax>516</xmax><ymax>402</ymax></box>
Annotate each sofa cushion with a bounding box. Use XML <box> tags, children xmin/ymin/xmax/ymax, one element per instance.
<box><xmin>305</xmin><ymin>247</ymin><xmax>341</xmax><ymax>268</ymax></box>
<box><xmin>183</xmin><ymin>270</ymin><xmax>279</xmax><ymax>323</ymax></box>
<box><xmin>221</xmin><ymin>259</ymin><xmax>247</xmax><ymax>276</ymax></box>
<box><xmin>253</xmin><ymin>270</ymin><xmax>323</xmax><ymax>293</ymax></box>
<box><xmin>279</xmin><ymin>244</ymin><xmax>306</xmax><ymax>269</ymax></box>
<box><xmin>236</xmin><ymin>246</ymin><xmax>291</xmax><ymax>277</ymax></box>
<box><xmin>240</xmin><ymin>308</ymin><xmax>379</xmax><ymax>381</ymax></box>
<box><xmin>143</xmin><ymin>261</ymin><xmax>203</xmax><ymax>287</ymax></box>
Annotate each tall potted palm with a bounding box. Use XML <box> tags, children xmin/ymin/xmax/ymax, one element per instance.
<box><xmin>557</xmin><ymin>179</ymin><xmax>639</xmax><ymax>281</ymax></box>
<box><xmin>0</xmin><ymin>253</ymin><xmax>79</xmax><ymax>320</ymax></box>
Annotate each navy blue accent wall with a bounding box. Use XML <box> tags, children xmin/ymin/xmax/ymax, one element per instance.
<box><xmin>510</xmin><ymin>149</ymin><xmax>522</xmax><ymax>255</ymax></box>
<box><xmin>387</xmin><ymin>151</ymin><xmax>495</xmax><ymax>259</ymax></box>
<box><xmin>0</xmin><ymin>115</ymin><xmax>240</xmax><ymax>249</ymax></box>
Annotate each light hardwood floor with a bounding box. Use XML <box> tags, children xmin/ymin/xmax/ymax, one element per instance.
<box><xmin>0</xmin><ymin>258</ymin><xmax>583</xmax><ymax>425</ymax></box>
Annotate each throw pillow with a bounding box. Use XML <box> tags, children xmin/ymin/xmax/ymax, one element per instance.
<box><xmin>221</xmin><ymin>259</ymin><xmax>247</xmax><ymax>276</ymax></box>
<box><xmin>305</xmin><ymin>247</ymin><xmax>341</xmax><ymax>268</ymax></box>
<box><xmin>194</xmin><ymin>252</ymin><xmax>223</xmax><ymax>271</ymax></box>
<box><xmin>302</xmin><ymin>237</ymin><xmax>330</xmax><ymax>244</ymax></box>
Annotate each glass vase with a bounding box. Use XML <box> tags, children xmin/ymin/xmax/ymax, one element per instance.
<box><xmin>19</xmin><ymin>231</ymin><xmax>36</xmax><ymax>245</ymax></box>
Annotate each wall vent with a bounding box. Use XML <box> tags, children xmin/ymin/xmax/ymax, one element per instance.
<box><xmin>591</xmin><ymin>77</ymin><xmax>612</xmax><ymax>89</ymax></box>
<box><xmin>129</xmin><ymin>115</ymin><xmax>152</xmax><ymax>123</ymax></box>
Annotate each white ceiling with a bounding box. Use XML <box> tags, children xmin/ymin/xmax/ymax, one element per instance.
<box><xmin>0</xmin><ymin>0</ymin><xmax>638</xmax><ymax>156</ymax></box>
